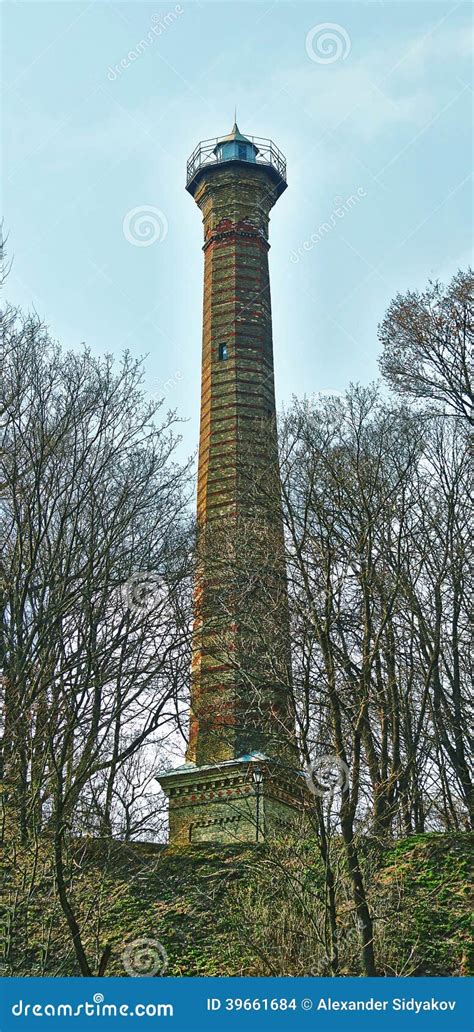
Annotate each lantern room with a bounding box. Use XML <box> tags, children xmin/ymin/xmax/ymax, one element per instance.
<box><xmin>213</xmin><ymin>122</ymin><xmax>258</xmax><ymax>164</ymax></box>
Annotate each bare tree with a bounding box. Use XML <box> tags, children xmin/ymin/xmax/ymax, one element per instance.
<box><xmin>378</xmin><ymin>269</ymin><xmax>473</xmax><ymax>426</ymax></box>
<box><xmin>396</xmin><ymin>417</ymin><xmax>473</xmax><ymax>827</ymax></box>
<box><xmin>277</xmin><ymin>382</ymin><xmax>472</xmax><ymax>970</ymax></box>
<box><xmin>1</xmin><ymin>307</ymin><xmax>193</xmax><ymax>973</ymax></box>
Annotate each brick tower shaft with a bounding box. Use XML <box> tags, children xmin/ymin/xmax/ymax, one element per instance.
<box><xmin>188</xmin><ymin>151</ymin><xmax>295</xmax><ymax>767</ymax></box>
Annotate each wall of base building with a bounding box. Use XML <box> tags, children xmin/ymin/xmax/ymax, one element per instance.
<box><xmin>168</xmin><ymin>790</ymin><xmax>307</xmax><ymax>845</ymax></box>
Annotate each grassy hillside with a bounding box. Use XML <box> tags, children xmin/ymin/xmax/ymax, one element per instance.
<box><xmin>1</xmin><ymin>833</ymin><xmax>472</xmax><ymax>977</ymax></box>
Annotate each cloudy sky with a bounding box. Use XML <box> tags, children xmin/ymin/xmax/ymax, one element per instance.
<box><xmin>4</xmin><ymin>0</ymin><xmax>472</xmax><ymax>457</ymax></box>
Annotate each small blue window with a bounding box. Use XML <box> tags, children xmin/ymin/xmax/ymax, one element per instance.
<box><xmin>218</xmin><ymin>343</ymin><xmax>228</xmax><ymax>361</ymax></box>
<box><xmin>238</xmin><ymin>144</ymin><xmax>247</xmax><ymax>160</ymax></box>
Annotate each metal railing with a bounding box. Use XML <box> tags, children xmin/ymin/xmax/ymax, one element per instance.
<box><xmin>186</xmin><ymin>136</ymin><xmax>287</xmax><ymax>187</ymax></box>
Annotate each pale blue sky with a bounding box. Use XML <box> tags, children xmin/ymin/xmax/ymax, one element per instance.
<box><xmin>3</xmin><ymin>1</ymin><xmax>473</xmax><ymax>457</ymax></box>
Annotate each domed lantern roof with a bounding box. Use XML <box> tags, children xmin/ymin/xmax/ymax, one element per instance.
<box><xmin>213</xmin><ymin>121</ymin><xmax>258</xmax><ymax>164</ymax></box>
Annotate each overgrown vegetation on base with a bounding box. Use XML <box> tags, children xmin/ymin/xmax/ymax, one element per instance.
<box><xmin>1</xmin><ymin>833</ymin><xmax>472</xmax><ymax>977</ymax></box>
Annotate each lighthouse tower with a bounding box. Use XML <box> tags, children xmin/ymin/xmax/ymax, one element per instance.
<box><xmin>157</xmin><ymin>124</ymin><xmax>304</xmax><ymax>843</ymax></box>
